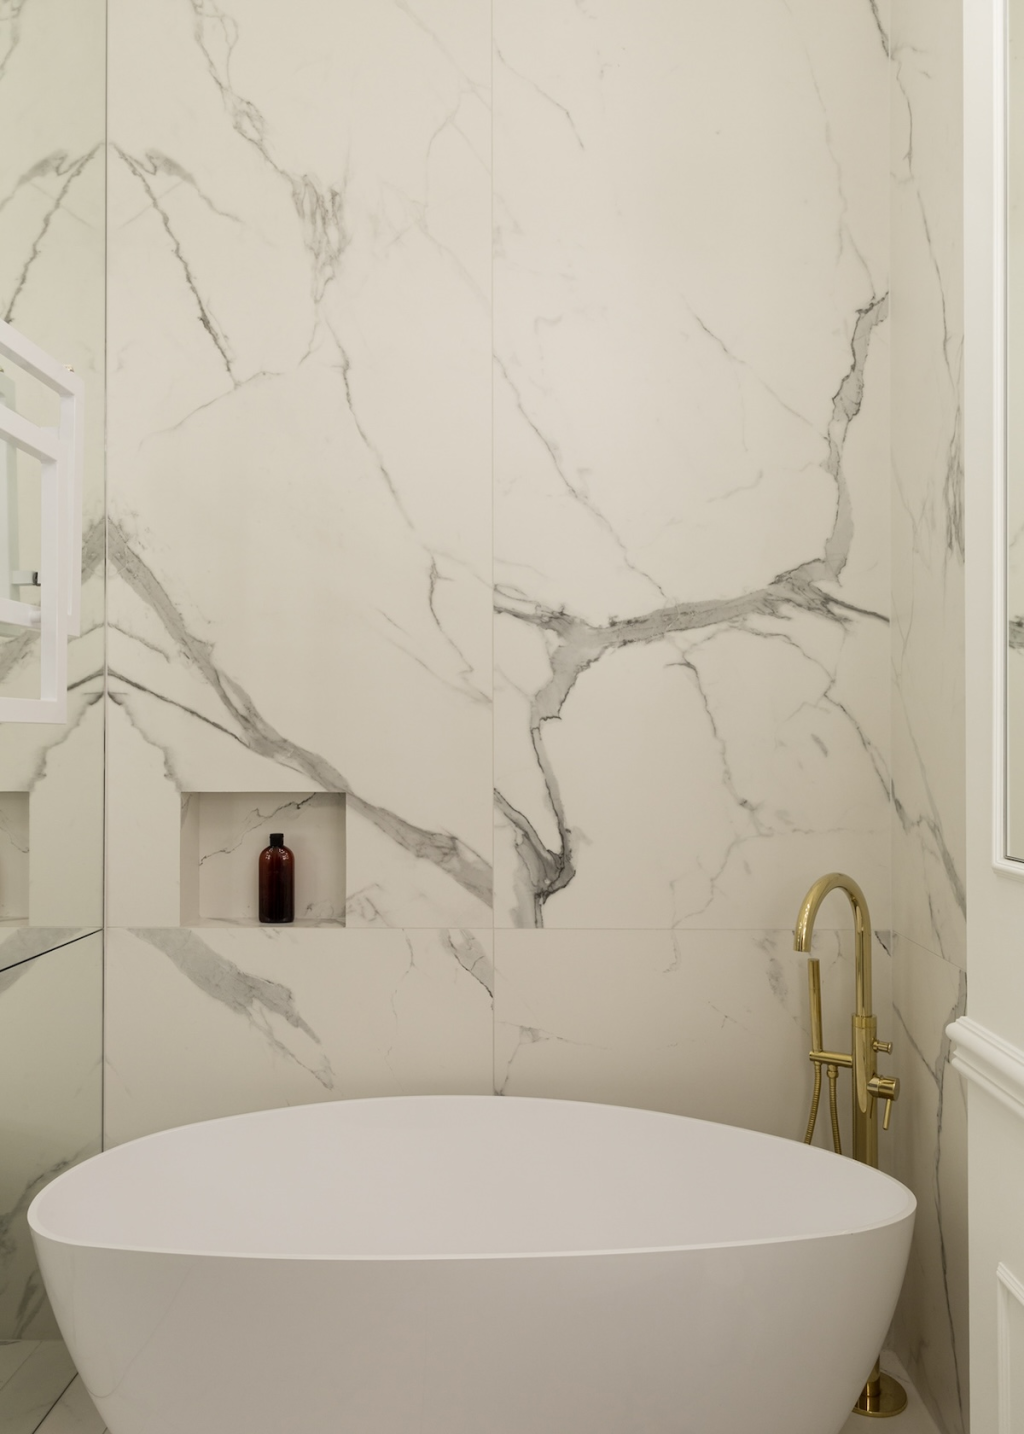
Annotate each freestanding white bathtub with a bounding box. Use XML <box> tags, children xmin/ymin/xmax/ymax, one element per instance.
<box><xmin>29</xmin><ymin>1095</ymin><xmax>914</xmax><ymax>1434</ymax></box>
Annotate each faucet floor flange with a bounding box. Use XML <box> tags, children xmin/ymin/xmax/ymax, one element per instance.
<box><xmin>853</xmin><ymin>1370</ymin><xmax>909</xmax><ymax>1418</ymax></box>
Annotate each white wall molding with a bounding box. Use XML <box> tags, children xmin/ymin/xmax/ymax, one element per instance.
<box><xmin>948</xmin><ymin>1017</ymin><xmax>1024</xmax><ymax>1120</ymax></box>
<box><xmin>998</xmin><ymin>1263</ymin><xmax>1024</xmax><ymax>1434</ymax></box>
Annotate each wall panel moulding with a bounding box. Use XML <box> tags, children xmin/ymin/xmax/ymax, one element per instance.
<box><xmin>180</xmin><ymin>793</ymin><xmax>346</xmax><ymax>929</ymax></box>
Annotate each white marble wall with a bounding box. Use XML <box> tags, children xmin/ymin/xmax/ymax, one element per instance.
<box><xmin>0</xmin><ymin>0</ymin><xmax>106</xmax><ymax>952</ymax></box>
<box><xmin>0</xmin><ymin>0</ymin><xmax>107</xmax><ymax>1357</ymax></box>
<box><xmin>97</xmin><ymin>0</ymin><xmax>986</xmax><ymax>1412</ymax></box>
<box><xmin>106</xmin><ymin>0</ymin><xmax>893</xmax><ymax>1118</ymax></box>
<box><xmin>102</xmin><ymin>3</ymin><xmax>975</xmax><ymax>1422</ymax></box>
<box><xmin>492</xmin><ymin>0</ymin><xmax>891</xmax><ymax>935</ymax></box>
<box><xmin>0</xmin><ymin>934</ymin><xmax>103</xmax><ymax>1340</ymax></box>
<box><xmin>889</xmin><ymin>1</ymin><xmax>969</xmax><ymax>1430</ymax></box>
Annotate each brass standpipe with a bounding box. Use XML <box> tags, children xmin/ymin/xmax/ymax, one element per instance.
<box><xmin>794</xmin><ymin>873</ymin><xmax>906</xmax><ymax>1420</ymax></box>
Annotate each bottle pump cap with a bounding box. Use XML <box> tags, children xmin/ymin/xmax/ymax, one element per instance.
<box><xmin>270</xmin><ymin>833</ymin><xmax>284</xmax><ymax>847</ymax></box>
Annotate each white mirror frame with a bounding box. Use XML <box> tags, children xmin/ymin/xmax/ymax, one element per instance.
<box><xmin>980</xmin><ymin>0</ymin><xmax>1022</xmax><ymax>876</ymax></box>
<box><xmin>0</xmin><ymin>320</ymin><xmax>84</xmax><ymax>724</ymax></box>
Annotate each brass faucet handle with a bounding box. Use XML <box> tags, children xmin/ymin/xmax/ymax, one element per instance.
<box><xmin>866</xmin><ymin>1073</ymin><xmax>899</xmax><ymax>1132</ymax></box>
<box><xmin>873</xmin><ymin>1039</ymin><xmax>893</xmax><ymax>1055</ymax></box>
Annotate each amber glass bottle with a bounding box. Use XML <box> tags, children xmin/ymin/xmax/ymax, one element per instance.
<box><xmin>258</xmin><ymin>833</ymin><xmax>294</xmax><ymax>923</ymax></box>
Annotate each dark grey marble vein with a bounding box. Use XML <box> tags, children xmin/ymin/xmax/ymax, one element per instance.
<box><xmin>389</xmin><ymin>0</ymin><xmax>487</xmax><ymax>98</ymax></box>
<box><xmin>687</xmin><ymin>306</ymin><xmax>817</xmax><ymax>438</ymax></box>
<box><xmin>116</xmin><ymin>146</ymin><xmax>235</xmax><ymax>379</ymax></box>
<box><xmin>794</xmin><ymin>294</ymin><xmax>889</xmax><ymax>585</ymax></box>
<box><xmin>0</xmin><ymin>930</ymin><xmax>95</xmax><ymax>976</ymax></box>
<box><xmin>905</xmin><ymin>187</ymin><xmax>964</xmax><ymax>566</ymax></box>
<box><xmin>496</xmin><ymin>1024</ymin><xmax>548</xmax><ymax>1095</ymax></box>
<box><xmin>929</xmin><ymin>282</ymin><xmax>964</xmax><ymax>568</ymax></box>
<box><xmin>496</xmin><ymin>1021</ymin><xmax>606</xmax><ymax>1095</ymax></box>
<box><xmin>25</xmin><ymin>686</ymin><xmax>104</xmax><ymax>791</ymax></box>
<box><xmin>0</xmin><ymin>519</ymin><xmax>103</xmax><ymax>715</ymax></box>
<box><xmin>187</xmin><ymin>0</ymin><xmax>349</xmax><ymax>307</ymax></box>
<box><xmin>499</xmin><ymin>292</ymin><xmax>889</xmax><ymax>929</ymax></box>
<box><xmin>495</xmin><ymin>45</ymin><xmax>585</xmax><ymax>150</ymax></box>
<box><xmin>945</xmin><ymin>399</ymin><xmax>965</xmax><ymax>563</ymax></box>
<box><xmin>496</xmin><ymin>357</ymin><xmax>667</xmax><ymax>602</ymax></box>
<box><xmin>443</xmin><ymin>929</ymin><xmax>493</xmax><ymax>997</ymax></box>
<box><xmin>132</xmin><ymin>18</ymin><xmax>487</xmax><ymax>718</ymax></box>
<box><xmin>1</xmin><ymin>148</ymin><xmax>101</xmax><ymax>323</ymax></box>
<box><xmin>108</xmin><ymin>520</ymin><xmax>491</xmax><ymax>907</ymax></box>
<box><xmin>893</xmin><ymin>776</ymin><xmax>966</xmax><ymax>925</ymax></box>
<box><xmin>894</xmin><ymin>967</ymin><xmax>968</xmax><ymax>1434</ymax></box>
<box><xmin>0</xmin><ymin>1145</ymin><xmax>91</xmax><ymax>1337</ymax></box>
<box><xmin>426</xmin><ymin>558</ymin><xmax>489</xmax><ymax>705</ymax></box>
<box><xmin>135</xmin><ymin>149</ymin><xmax>245</xmax><ymax>224</ymax></box>
<box><xmin>194</xmin><ymin>794</ymin><xmax>320</xmax><ymax>867</ymax></box>
<box><xmin>866</xmin><ymin>0</ymin><xmax>890</xmax><ymax>57</ymax></box>
<box><xmin>0</xmin><ymin>509</ymin><xmax>104</xmax><ymax>694</ymax></box>
<box><xmin>0</xmin><ymin>0</ymin><xmax>29</xmax><ymax>86</ymax></box>
<box><xmin>891</xmin><ymin>669</ymin><xmax>966</xmax><ymax>968</ymax></box>
<box><xmin>134</xmin><ymin>927</ymin><xmax>335</xmax><ymax>1089</ymax></box>
<box><xmin>496</xmin><ymin>295</ymin><xmax>890</xmax><ymax>924</ymax></box>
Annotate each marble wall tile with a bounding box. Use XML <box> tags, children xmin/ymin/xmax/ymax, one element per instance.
<box><xmin>104</xmin><ymin>926</ymin><xmax>494</xmax><ymax>1146</ymax></box>
<box><xmin>890</xmin><ymin>936</ymin><xmax>969</xmax><ymax>1434</ymax></box>
<box><xmin>492</xmin><ymin>0</ymin><xmax>892</xmax><ymax>930</ymax></box>
<box><xmin>0</xmin><ymin>679</ymin><xmax>106</xmax><ymax>934</ymax></box>
<box><xmin>890</xmin><ymin>0</ymin><xmax>966</xmax><ymax>972</ymax></box>
<box><xmin>106</xmin><ymin>0</ymin><xmax>893</xmax><ymax>937</ymax></box>
<box><xmin>102</xmin><ymin>2</ymin><xmax>973</xmax><ymax>1420</ymax></box>
<box><xmin>0</xmin><ymin>0</ymin><xmax>106</xmax><ymax>710</ymax></box>
<box><xmin>494</xmin><ymin>927</ymin><xmax>895</xmax><ymax>1163</ymax></box>
<box><xmin>106</xmin><ymin>0</ymin><xmax>493</xmax><ymax>930</ymax></box>
<box><xmin>0</xmin><ymin>794</ymin><xmax>29</xmax><ymax>922</ymax></box>
<box><xmin>0</xmin><ymin>934</ymin><xmax>103</xmax><ymax>1340</ymax></box>
<box><xmin>889</xmin><ymin>3</ymin><xmax>968</xmax><ymax>1431</ymax></box>
<box><xmin>0</xmin><ymin>0</ymin><xmax>106</xmax><ymax>929</ymax></box>
<box><xmin>0</xmin><ymin>2</ymin><xmax>107</xmax><ymax>1373</ymax></box>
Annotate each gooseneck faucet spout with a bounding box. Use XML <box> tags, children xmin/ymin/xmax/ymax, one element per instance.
<box><xmin>794</xmin><ymin>872</ymin><xmax>904</xmax><ymax>1418</ymax></box>
<box><xmin>794</xmin><ymin>871</ymin><xmax>871</xmax><ymax>1017</ymax></box>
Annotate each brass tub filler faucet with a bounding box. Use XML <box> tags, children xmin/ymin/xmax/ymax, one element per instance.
<box><xmin>794</xmin><ymin>872</ymin><xmax>905</xmax><ymax>1419</ymax></box>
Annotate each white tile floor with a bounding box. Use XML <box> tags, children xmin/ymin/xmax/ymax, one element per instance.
<box><xmin>32</xmin><ymin>1378</ymin><xmax>104</xmax><ymax>1434</ymax></box>
<box><xmin>0</xmin><ymin>1342</ymin><xmax>76</xmax><ymax>1434</ymax></box>
<box><xmin>30</xmin><ymin>1352</ymin><xmax>939</xmax><ymax>1434</ymax></box>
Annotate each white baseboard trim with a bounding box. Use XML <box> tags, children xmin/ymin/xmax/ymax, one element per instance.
<box><xmin>948</xmin><ymin>1016</ymin><xmax>1024</xmax><ymax>1121</ymax></box>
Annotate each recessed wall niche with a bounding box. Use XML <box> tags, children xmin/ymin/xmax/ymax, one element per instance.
<box><xmin>0</xmin><ymin>793</ymin><xmax>28</xmax><ymax>925</ymax></box>
<box><xmin>180</xmin><ymin>793</ymin><xmax>346</xmax><ymax>928</ymax></box>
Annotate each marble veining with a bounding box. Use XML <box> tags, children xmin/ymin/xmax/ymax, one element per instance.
<box><xmin>496</xmin><ymin>295</ymin><xmax>889</xmax><ymax>928</ymax></box>
<box><xmin>99</xmin><ymin>8</ymin><xmax>956</xmax><ymax>1433</ymax></box>
<box><xmin>134</xmin><ymin>927</ymin><xmax>336</xmax><ymax>1089</ymax></box>
<box><xmin>0</xmin><ymin>935</ymin><xmax>102</xmax><ymax>1340</ymax></box>
<box><xmin>894</xmin><ymin>972</ymin><xmax>968</xmax><ymax>1425</ymax></box>
<box><xmin>104</xmin><ymin>927</ymin><xmax>495</xmax><ymax>1144</ymax></box>
<box><xmin>889</xmin><ymin>1</ymin><xmax>968</xmax><ymax>1427</ymax></box>
<box><xmin>443</xmin><ymin>928</ymin><xmax>494</xmax><ymax>997</ymax></box>
<box><xmin>108</xmin><ymin>522</ymin><xmax>491</xmax><ymax>911</ymax></box>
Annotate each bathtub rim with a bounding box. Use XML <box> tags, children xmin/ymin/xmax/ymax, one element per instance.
<box><xmin>28</xmin><ymin>1094</ymin><xmax>917</xmax><ymax>1263</ymax></box>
